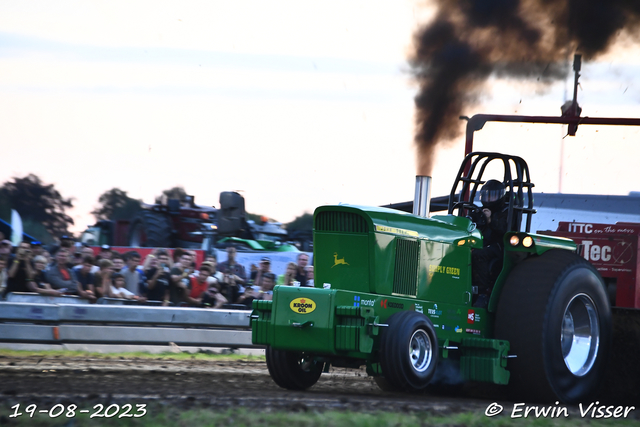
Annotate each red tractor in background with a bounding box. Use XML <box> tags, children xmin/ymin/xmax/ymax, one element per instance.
<box><xmin>81</xmin><ymin>191</ymin><xmax>299</xmax><ymax>252</ymax></box>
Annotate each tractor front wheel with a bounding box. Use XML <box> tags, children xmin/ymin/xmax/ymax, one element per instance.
<box><xmin>378</xmin><ymin>311</ymin><xmax>438</xmax><ymax>392</ymax></box>
<box><xmin>495</xmin><ymin>249</ymin><xmax>611</xmax><ymax>403</ymax></box>
<box><xmin>265</xmin><ymin>346</ymin><xmax>323</xmax><ymax>390</ymax></box>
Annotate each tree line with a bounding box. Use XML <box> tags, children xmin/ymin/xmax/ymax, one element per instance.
<box><xmin>0</xmin><ymin>174</ymin><xmax>311</xmax><ymax>243</ymax></box>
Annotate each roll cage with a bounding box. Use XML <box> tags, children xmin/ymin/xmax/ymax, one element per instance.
<box><xmin>447</xmin><ymin>152</ymin><xmax>536</xmax><ymax>233</ymax></box>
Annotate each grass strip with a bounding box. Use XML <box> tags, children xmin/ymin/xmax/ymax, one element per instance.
<box><xmin>1</xmin><ymin>405</ymin><xmax>637</xmax><ymax>427</ymax></box>
<box><xmin>0</xmin><ymin>348</ymin><xmax>265</xmax><ymax>361</ymax></box>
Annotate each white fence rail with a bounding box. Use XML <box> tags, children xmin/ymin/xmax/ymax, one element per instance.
<box><xmin>0</xmin><ymin>294</ymin><xmax>255</xmax><ymax>348</ymax></box>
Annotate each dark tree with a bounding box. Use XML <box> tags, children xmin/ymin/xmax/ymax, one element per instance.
<box><xmin>0</xmin><ymin>174</ymin><xmax>74</xmax><ymax>238</ymax></box>
<box><xmin>285</xmin><ymin>212</ymin><xmax>314</xmax><ymax>251</ymax></box>
<box><xmin>92</xmin><ymin>188</ymin><xmax>142</xmax><ymax>221</ymax></box>
<box><xmin>155</xmin><ymin>186</ymin><xmax>188</xmax><ymax>204</ymax></box>
<box><xmin>286</xmin><ymin>212</ymin><xmax>313</xmax><ymax>231</ymax></box>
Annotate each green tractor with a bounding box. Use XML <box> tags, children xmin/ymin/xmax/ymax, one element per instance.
<box><xmin>251</xmin><ymin>152</ymin><xmax>611</xmax><ymax>403</ymax></box>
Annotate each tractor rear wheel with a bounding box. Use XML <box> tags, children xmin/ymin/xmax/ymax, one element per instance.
<box><xmin>378</xmin><ymin>311</ymin><xmax>438</xmax><ymax>392</ymax></box>
<box><xmin>265</xmin><ymin>346</ymin><xmax>323</xmax><ymax>390</ymax></box>
<box><xmin>128</xmin><ymin>211</ymin><xmax>172</xmax><ymax>247</ymax></box>
<box><xmin>495</xmin><ymin>249</ymin><xmax>611</xmax><ymax>403</ymax></box>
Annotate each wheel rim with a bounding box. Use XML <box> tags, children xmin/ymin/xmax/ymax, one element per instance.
<box><xmin>298</xmin><ymin>355</ymin><xmax>316</xmax><ymax>372</ymax></box>
<box><xmin>561</xmin><ymin>293</ymin><xmax>600</xmax><ymax>376</ymax></box>
<box><xmin>408</xmin><ymin>329</ymin><xmax>433</xmax><ymax>373</ymax></box>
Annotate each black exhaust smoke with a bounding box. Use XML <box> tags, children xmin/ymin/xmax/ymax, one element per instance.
<box><xmin>412</xmin><ymin>0</ymin><xmax>640</xmax><ymax>176</ymax></box>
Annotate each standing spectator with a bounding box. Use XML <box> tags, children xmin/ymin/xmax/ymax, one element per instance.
<box><xmin>142</xmin><ymin>253</ymin><xmax>156</xmax><ymax>270</ymax></box>
<box><xmin>219</xmin><ymin>246</ymin><xmax>247</xmax><ymax>284</ymax></box>
<box><xmin>31</xmin><ymin>241</ymin><xmax>45</xmax><ymax>258</ymax></box>
<box><xmin>186</xmin><ymin>250</ymin><xmax>198</xmax><ymax>273</ymax></box>
<box><xmin>110</xmin><ymin>273</ymin><xmax>136</xmax><ymax>300</ymax></box>
<box><xmin>82</xmin><ymin>246</ymin><xmax>96</xmax><ymax>258</ymax></box>
<box><xmin>250</xmin><ymin>257</ymin><xmax>273</xmax><ymax>289</ymax></box>
<box><xmin>98</xmin><ymin>245</ymin><xmax>113</xmax><ymax>261</ymax></box>
<box><xmin>145</xmin><ymin>250</ymin><xmax>171</xmax><ymax>305</ymax></box>
<box><xmin>122</xmin><ymin>251</ymin><xmax>143</xmax><ymax>296</ymax></box>
<box><xmin>205</xmin><ymin>255</ymin><xmax>224</xmax><ymax>291</ymax></box>
<box><xmin>46</xmin><ymin>249</ymin><xmax>79</xmax><ymax>294</ymax></box>
<box><xmin>111</xmin><ymin>253</ymin><xmax>125</xmax><ymax>273</ymax></box>
<box><xmin>219</xmin><ymin>246</ymin><xmax>247</xmax><ymax>304</ymax></box>
<box><xmin>0</xmin><ymin>240</ymin><xmax>12</xmax><ymax>262</ymax></box>
<box><xmin>41</xmin><ymin>250</ymin><xmax>53</xmax><ymax>266</ymax></box>
<box><xmin>261</xmin><ymin>272</ymin><xmax>276</xmax><ymax>299</ymax></box>
<box><xmin>169</xmin><ymin>253</ymin><xmax>194</xmax><ymax>305</ymax></box>
<box><xmin>60</xmin><ymin>235</ymin><xmax>75</xmax><ymax>249</ymax></box>
<box><xmin>71</xmin><ymin>252</ymin><xmax>84</xmax><ymax>268</ymax></box>
<box><xmin>73</xmin><ymin>247</ymin><xmax>99</xmax><ymax>273</ymax></box>
<box><xmin>94</xmin><ymin>259</ymin><xmax>114</xmax><ymax>299</ymax></box>
<box><xmin>295</xmin><ymin>253</ymin><xmax>310</xmax><ymax>286</ymax></box>
<box><xmin>75</xmin><ymin>255</ymin><xmax>97</xmax><ymax>302</ymax></box>
<box><xmin>278</xmin><ymin>262</ymin><xmax>298</xmax><ymax>286</ymax></box>
<box><xmin>201</xmin><ymin>262</ymin><xmax>227</xmax><ymax>308</ymax></box>
<box><xmin>304</xmin><ymin>265</ymin><xmax>314</xmax><ymax>287</ymax></box>
<box><xmin>32</xmin><ymin>255</ymin><xmax>63</xmax><ymax>297</ymax></box>
<box><xmin>237</xmin><ymin>272</ymin><xmax>275</xmax><ymax>309</ymax></box>
<box><xmin>3</xmin><ymin>241</ymin><xmax>36</xmax><ymax>297</ymax></box>
<box><xmin>0</xmin><ymin>257</ymin><xmax>6</xmax><ymax>295</ymax></box>
<box><xmin>184</xmin><ymin>263</ymin><xmax>226</xmax><ymax>308</ymax></box>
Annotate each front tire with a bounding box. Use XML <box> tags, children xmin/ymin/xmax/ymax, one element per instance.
<box><xmin>378</xmin><ymin>311</ymin><xmax>438</xmax><ymax>391</ymax></box>
<box><xmin>495</xmin><ymin>249</ymin><xmax>611</xmax><ymax>403</ymax></box>
<box><xmin>265</xmin><ymin>346</ymin><xmax>323</xmax><ymax>390</ymax></box>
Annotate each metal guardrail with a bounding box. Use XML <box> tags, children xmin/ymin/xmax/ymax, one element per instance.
<box><xmin>0</xmin><ymin>294</ymin><xmax>255</xmax><ymax>348</ymax></box>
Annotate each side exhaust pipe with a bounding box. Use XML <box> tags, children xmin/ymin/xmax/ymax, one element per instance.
<box><xmin>413</xmin><ymin>176</ymin><xmax>431</xmax><ymax>218</ymax></box>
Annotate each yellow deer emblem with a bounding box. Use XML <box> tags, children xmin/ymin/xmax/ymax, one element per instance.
<box><xmin>331</xmin><ymin>252</ymin><xmax>350</xmax><ymax>268</ymax></box>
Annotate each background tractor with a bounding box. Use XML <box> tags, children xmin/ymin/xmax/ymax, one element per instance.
<box><xmin>252</xmin><ymin>151</ymin><xmax>611</xmax><ymax>403</ymax></box>
<box><xmin>82</xmin><ymin>191</ymin><xmax>298</xmax><ymax>252</ymax></box>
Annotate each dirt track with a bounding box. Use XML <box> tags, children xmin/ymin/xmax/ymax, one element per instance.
<box><xmin>0</xmin><ymin>350</ymin><xmax>638</xmax><ymax>422</ymax></box>
<box><xmin>0</xmin><ymin>309</ymin><xmax>637</xmax><ymax>420</ymax></box>
<box><xmin>0</xmin><ymin>355</ymin><xmax>493</xmax><ymax>414</ymax></box>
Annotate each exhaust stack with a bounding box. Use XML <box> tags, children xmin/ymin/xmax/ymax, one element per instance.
<box><xmin>413</xmin><ymin>176</ymin><xmax>432</xmax><ymax>218</ymax></box>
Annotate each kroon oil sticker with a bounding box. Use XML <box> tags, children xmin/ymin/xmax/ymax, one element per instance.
<box><xmin>290</xmin><ymin>298</ymin><xmax>316</xmax><ymax>314</ymax></box>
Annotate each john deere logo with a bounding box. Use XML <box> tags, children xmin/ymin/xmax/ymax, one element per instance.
<box><xmin>290</xmin><ymin>298</ymin><xmax>316</xmax><ymax>314</ymax></box>
<box><xmin>332</xmin><ymin>252</ymin><xmax>350</xmax><ymax>268</ymax></box>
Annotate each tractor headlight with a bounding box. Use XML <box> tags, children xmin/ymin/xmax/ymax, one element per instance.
<box><xmin>509</xmin><ymin>235</ymin><xmax>520</xmax><ymax>247</ymax></box>
<box><xmin>522</xmin><ymin>236</ymin><xmax>533</xmax><ymax>248</ymax></box>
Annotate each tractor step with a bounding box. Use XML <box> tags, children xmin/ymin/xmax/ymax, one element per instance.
<box><xmin>459</xmin><ymin>337</ymin><xmax>510</xmax><ymax>385</ymax></box>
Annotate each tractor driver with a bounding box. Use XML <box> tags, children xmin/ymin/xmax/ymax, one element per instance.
<box><xmin>471</xmin><ymin>179</ymin><xmax>509</xmax><ymax>308</ymax></box>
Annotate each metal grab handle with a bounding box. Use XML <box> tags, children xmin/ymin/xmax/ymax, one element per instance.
<box><xmin>368</xmin><ymin>322</ymin><xmax>389</xmax><ymax>327</ymax></box>
<box><xmin>292</xmin><ymin>321</ymin><xmax>314</xmax><ymax>328</ymax></box>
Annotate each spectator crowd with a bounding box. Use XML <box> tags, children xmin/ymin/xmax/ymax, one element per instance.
<box><xmin>0</xmin><ymin>234</ymin><xmax>314</xmax><ymax>309</ymax></box>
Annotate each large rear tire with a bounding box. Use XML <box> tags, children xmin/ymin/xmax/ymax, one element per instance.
<box><xmin>128</xmin><ymin>211</ymin><xmax>172</xmax><ymax>247</ymax></box>
<box><xmin>378</xmin><ymin>311</ymin><xmax>438</xmax><ymax>392</ymax></box>
<box><xmin>495</xmin><ymin>249</ymin><xmax>611</xmax><ymax>403</ymax></box>
<box><xmin>265</xmin><ymin>346</ymin><xmax>323</xmax><ymax>390</ymax></box>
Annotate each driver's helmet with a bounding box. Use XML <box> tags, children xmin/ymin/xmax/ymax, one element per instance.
<box><xmin>479</xmin><ymin>180</ymin><xmax>506</xmax><ymax>208</ymax></box>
